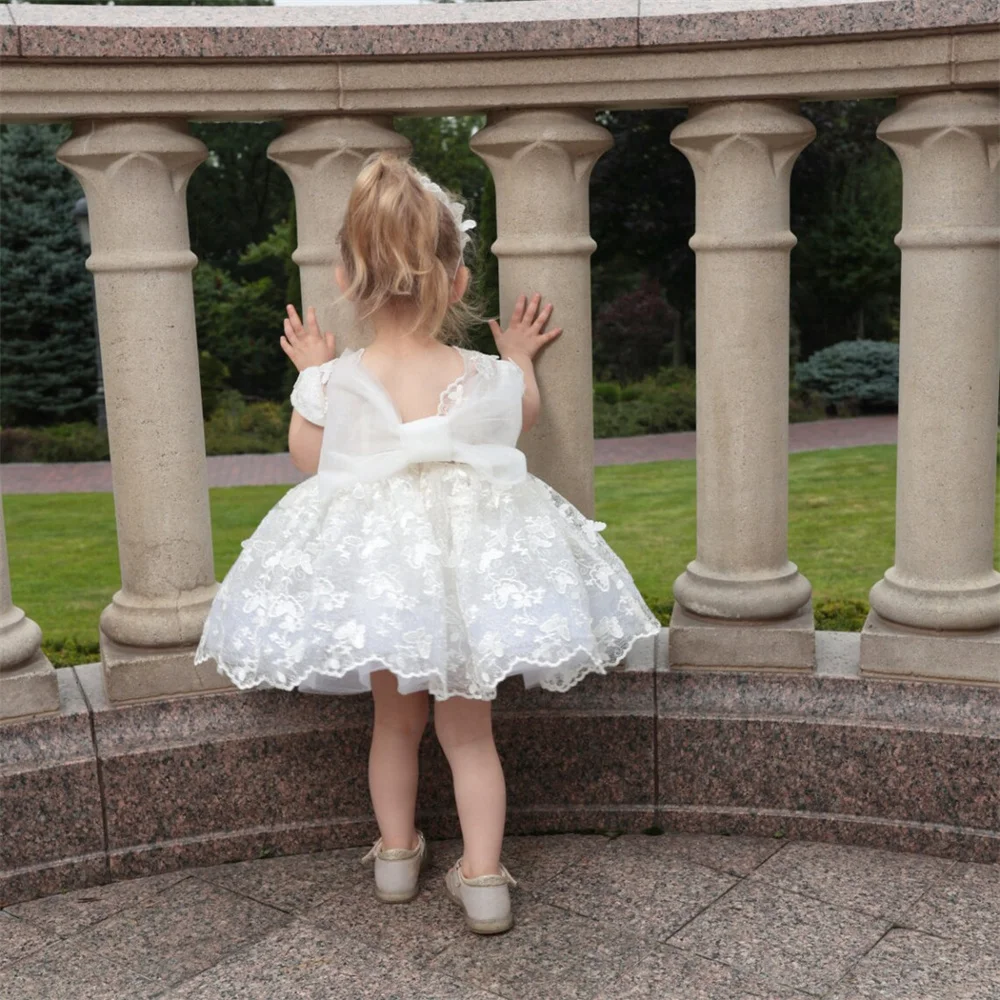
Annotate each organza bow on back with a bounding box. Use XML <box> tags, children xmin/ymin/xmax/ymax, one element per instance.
<box><xmin>317</xmin><ymin>349</ymin><xmax>526</xmax><ymax>494</ymax></box>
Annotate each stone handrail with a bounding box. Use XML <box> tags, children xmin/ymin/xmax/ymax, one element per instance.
<box><xmin>0</xmin><ymin>1</ymin><xmax>998</xmax><ymax>717</ymax></box>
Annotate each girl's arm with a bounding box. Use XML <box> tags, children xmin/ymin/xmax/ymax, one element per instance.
<box><xmin>288</xmin><ymin>410</ymin><xmax>324</xmax><ymax>474</ymax></box>
<box><xmin>489</xmin><ymin>293</ymin><xmax>562</xmax><ymax>434</ymax></box>
<box><xmin>282</xmin><ymin>303</ymin><xmax>337</xmax><ymax>474</ymax></box>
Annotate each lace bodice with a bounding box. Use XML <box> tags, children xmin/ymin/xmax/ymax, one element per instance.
<box><xmin>291</xmin><ymin>347</ymin><xmax>528</xmax><ymax>493</ymax></box>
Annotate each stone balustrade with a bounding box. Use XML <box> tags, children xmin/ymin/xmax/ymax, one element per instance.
<box><xmin>0</xmin><ymin>1</ymin><xmax>997</xmax><ymax>906</ymax></box>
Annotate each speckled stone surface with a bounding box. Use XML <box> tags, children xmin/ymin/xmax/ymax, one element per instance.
<box><xmin>166</xmin><ymin>919</ymin><xmax>502</xmax><ymax>1000</ymax></box>
<box><xmin>544</xmin><ymin>833</ymin><xmax>739</xmax><ymax>940</ymax></box>
<box><xmin>747</xmin><ymin>839</ymin><xmax>955</xmax><ymax>919</ymax></box>
<box><xmin>63</xmin><ymin>876</ymin><xmax>289</xmax><ymax>991</ymax></box>
<box><xmin>0</xmin><ymin>5</ymin><xmax>17</xmax><ymax>59</ymax></box>
<box><xmin>4</xmin><ymin>1</ymin><xmax>997</xmax><ymax>62</ymax></box>
<box><xmin>67</xmin><ymin>661</ymin><xmax>656</xmax><ymax>891</ymax></box>
<box><xmin>76</xmin><ymin>661</ymin><xmax>378</xmax><ymax>880</ymax></box>
<box><xmin>8</xmin><ymin>1</ymin><xmax>640</xmax><ymax>61</ymax></box>
<box><xmin>668</xmin><ymin>878</ymin><xmax>892</xmax><ymax>994</ymax></box>
<box><xmin>641</xmin><ymin>0</ymin><xmax>1000</xmax><ymax>48</ymax></box>
<box><xmin>0</xmin><ymin>669</ymin><xmax>105</xmax><ymax>908</ymax></box>
<box><xmin>4</xmin><ymin>655</ymin><xmax>998</xmax><ymax>912</ymax></box>
<box><xmin>3</xmin><ymin>832</ymin><xmax>997</xmax><ymax>999</ymax></box>
<box><xmin>825</xmin><ymin>929</ymin><xmax>1000</xmax><ymax>1000</ymax></box>
<box><xmin>658</xmin><ymin>663</ymin><xmax>1000</xmax><ymax>862</ymax></box>
<box><xmin>660</xmin><ymin>717</ymin><xmax>999</xmax><ymax>830</ymax></box>
<box><xmin>430</xmin><ymin>899</ymin><xmax>648</xmax><ymax>1000</ymax></box>
<box><xmin>0</xmin><ymin>912</ymin><xmax>52</xmax><ymax>971</ymax></box>
<box><xmin>901</xmin><ymin>860</ymin><xmax>1000</xmax><ymax>951</ymax></box>
<box><xmin>4</xmin><ymin>871</ymin><xmax>187</xmax><ymax>940</ymax></box>
<box><xmin>0</xmin><ymin>933</ymin><xmax>165</xmax><ymax>1000</ymax></box>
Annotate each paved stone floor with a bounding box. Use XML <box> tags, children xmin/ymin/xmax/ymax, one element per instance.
<box><xmin>1</xmin><ymin>415</ymin><xmax>897</xmax><ymax>494</ymax></box>
<box><xmin>2</xmin><ymin>830</ymin><xmax>997</xmax><ymax>999</ymax></box>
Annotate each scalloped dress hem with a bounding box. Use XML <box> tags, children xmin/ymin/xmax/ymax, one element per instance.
<box><xmin>198</xmin><ymin>622</ymin><xmax>661</xmax><ymax>703</ymax></box>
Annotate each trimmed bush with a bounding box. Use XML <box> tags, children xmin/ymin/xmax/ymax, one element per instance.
<box><xmin>1</xmin><ymin>422</ymin><xmax>110</xmax><ymax>463</ymax></box>
<box><xmin>795</xmin><ymin>340</ymin><xmax>899</xmax><ymax>414</ymax></box>
<box><xmin>203</xmin><ymin>390</ymin><xmax>289</xmax><ymax>456</ymax></box>
<box><xmin>43</xmin><ymin>636</ymin><xmax>101</xmax><ymax>669</ymax></box>
<box><xmin>814</xmin><ymin>599</ymin><xmax>869</xmax><ymax>632</ymax></box>
<box><xmin>594</xmin><ymin>367</ymin><xmax>697</xmax><ymax>439</ymax></box>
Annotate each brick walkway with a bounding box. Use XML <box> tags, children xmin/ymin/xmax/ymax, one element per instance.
<box><xmin>2</xmin><ymin>831</ymin><xmax>995</xmax><ymax>999</ymax></box>
<box><xmin>1</xmin><ymin>416</ymin><xmax>897</xmax><ymax>495</ymax></box>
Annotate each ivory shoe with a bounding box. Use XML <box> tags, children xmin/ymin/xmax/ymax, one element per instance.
<box><xmin>445</xmin><ymin>858</ymin><xmax>518</xmax><ymax>934</ymax></box>
<box><xmin>362</xmin><ymin>831</ymin><xmax>429</xmax><ymax>903</ymax></box>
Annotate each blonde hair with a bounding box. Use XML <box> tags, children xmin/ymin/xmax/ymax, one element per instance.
<box><xmin>337</xmin><ymin>152</ymin><xmax>477</xmax><ymax>343</ymax></box>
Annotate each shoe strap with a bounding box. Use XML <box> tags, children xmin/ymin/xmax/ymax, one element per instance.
<box><xmin>362</xmin><ymin>831</ymin><xmax>425</xmax><ymax>864</ymax></box>
<box><xmin>452</xmin><ymin>857</ymin><xmax>518</xmax><ymax>888</ymax></box>
<box><xmin>361</xmin><ymin>838</ymin><xmax>383</xmax><ymax>864</ymax></box>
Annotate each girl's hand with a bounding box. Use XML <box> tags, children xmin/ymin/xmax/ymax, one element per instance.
<box><xmin>280</xmin><ymin>305</ymin><xmax>336</xmax><ymax>372</ymax></box>
<box><xmin>488</xmin><ymin>293</ymin><xmax>562</xmax><ymax>363</ymax></box>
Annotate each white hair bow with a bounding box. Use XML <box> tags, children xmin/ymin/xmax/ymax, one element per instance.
<box><xmin>417</xmin><ymin>173</ymin><xmax>477</xmax><ymax>253</ymax></box>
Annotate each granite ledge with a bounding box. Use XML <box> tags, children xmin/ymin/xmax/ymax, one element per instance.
<box><xmin>640</xmin><ymin>0</ymin><xmax>1000</xmax><ymax>48</ymax></box>
<box><xmin>9</xmin><ymin>2</ymin><xmax>640</xmax><ymax>61</ymax></box>
<box><xmin>0</xmin><ymin>4</ymin><xmax>17</xmax><ymax>59</ymax></box>
<box><xmin>5</xmin><ymin>1</ymin><xmax>997</xmax><ymax>62</ymax></box>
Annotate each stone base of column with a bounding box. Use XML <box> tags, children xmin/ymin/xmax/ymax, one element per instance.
<box><xmin>860</xmin><ymin>609</ymin><xmax>1000</xmax><ymax>685</ymax></box>
<box><xmin>668</xmin><ymin>601</ymin><xmax>815</xmax><ymax>671</ymax></box>
<box><xmin>101</xmin><ymin>633</ymin><xmax>234</xmax><ymax>703</ymax></box>
<box><xmin>0</xmin><ymin>650</ymin><xmax>60</xmax><ymax>721</ymax></box>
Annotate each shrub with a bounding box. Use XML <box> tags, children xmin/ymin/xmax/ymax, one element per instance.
<box><xmin>593</xmin><ymin>279</ymin><xmax>682</xmax><ymax>384</ymax></box>
<box><xmin>795</xmin><ymin>340</ymin><xmax>899</xmax><ymax>414</ymax></box>
<box><xmin>1</xmin><ymin>422</ymin><xmax>110</xmax><ymax>463</ymax></box>
<box><xmin>43</xmin><ymin>637</ymin><xmax>101</xmax><ymax>669</ymax></box>
<box><xmin>203</xmin><ymin>390</ymin><xmax>289</xmax><ymax>456</ymax></box>
<box><xmin>814</xmin><ymin>599</ymin><xmax>869</xmax><ymax>632</ymax></box>
<box><xmin>594</xmin><ymin>382</ymin><xmax>621</xmax><ymax>405</ymax></box>
<box><xmin>593</xmin><ymin>366</ymin><xmax>697</xmax><ymax>438</ymax></box>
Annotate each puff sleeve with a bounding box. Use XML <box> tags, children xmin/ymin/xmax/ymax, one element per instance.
<box><xmin>290</xmin><ymin>360</ymin><xmax>337</xmax><ymax>427</ymax></box>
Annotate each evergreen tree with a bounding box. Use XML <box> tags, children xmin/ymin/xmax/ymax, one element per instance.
<box><xmin>0</xmin><ymin>124</ymin><xmax>98</xmax><ymax>426</ymax></box>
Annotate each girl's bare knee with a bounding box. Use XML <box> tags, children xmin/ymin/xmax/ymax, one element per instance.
<box><xmin>371</xmin><ymin>670</ymin><xmax>429</xmax><ymax>741</ymax></box>
<box><xmin>433</xmin><ymin>696</ymin><xmax>493</xmax><ymax>755</ymax></box>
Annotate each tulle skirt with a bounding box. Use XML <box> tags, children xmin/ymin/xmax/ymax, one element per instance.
<box><xmin>195</xmin><ymin>464</ymin><xmax>661</xmax><ymax>701</ymax></box>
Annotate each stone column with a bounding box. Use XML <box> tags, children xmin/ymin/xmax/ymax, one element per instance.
<box><xmin>471</xmin><ymin>109</ymin><xmax>612</xmax><ymax>517</ymax></box>
<box><xmin>267</xmin><ymin>117</ymin><xmax>411</xmax><ymax>353</ymax></box>
<box><xmin>0</xmin><ymin>490</ymin><xmax>60</xmax><ymax>720</ymax></box>
<box><xmin>668</xmin><ymin>101</ymin><xmax>815</xmax><ymax>670</ymax></box>
<box><xmin>57</xmin><ymin>119</ymin><xmax>219</xmax><ymax>702</ymax></box>
<box><xmin>863</xmin><ymin>90</ymin><xmax>1000</xmax><ymax>684</ymax></box>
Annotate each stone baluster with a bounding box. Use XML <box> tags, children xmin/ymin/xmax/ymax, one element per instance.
<box><xmin>471</xmin><ymin>109</ymin><xmax>612</xmax><ymax>517</ymax></box>
<box><xmin>267</xmin><ymin>117</ymin><xmax>411</xmax><ymax>352</ymax></box>
<box><xmin>863</xmin><ymin>90</ymin><xmax>1000</xmax><ymax>683</ymax></box>
<box><xmin>668</xmin><ymin>101</ymin><xmax>815</xmax><ymax>670</ymax></box>
<box><xmin>56</xmin><ymin>119</ymin><xmax>219</xmax><ymax>702</ymax></box>
<box><xmin>0</xmin><ymin>490</ymin><xmax>60</xmax><ymax>720</ymax></box>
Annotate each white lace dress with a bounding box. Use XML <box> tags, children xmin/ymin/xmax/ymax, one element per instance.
<box><xmin>195</xmin><ymin>346</ymin><xmax>661</xmax><ymax>701</ymax></box>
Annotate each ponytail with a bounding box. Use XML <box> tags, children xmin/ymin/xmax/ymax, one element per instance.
<box><xmin>338</xmin><ymin>152</ymin><xmax>473</xmax><ymax>341</ymax></box>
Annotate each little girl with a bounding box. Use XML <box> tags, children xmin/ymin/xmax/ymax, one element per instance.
<box><xmin>195</xmin><ymin>153</ymin><xmax>660</xmax><ymax>935</ymax></box>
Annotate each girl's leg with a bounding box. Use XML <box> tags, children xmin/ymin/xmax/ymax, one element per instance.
<box><xmin>434</xmin><ymin>696</ymin><xmax>506</xmax><ymax>878</ymax></box>
<box><xmin>369</xmin><ymin>670</ymin><xmax>429</xmax><ymax>850</ymax></box>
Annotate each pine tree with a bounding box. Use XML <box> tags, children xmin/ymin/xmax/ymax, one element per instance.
<box><xmin>0</xmin><ymin>124</ymin><xmax>98</xmax><ymax>427</ymax></box>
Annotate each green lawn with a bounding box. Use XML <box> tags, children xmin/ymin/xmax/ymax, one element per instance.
<box><xmin>5</xmin><ymin>445</ymin><xmax>999</xmax><ymax>666</ymax></box>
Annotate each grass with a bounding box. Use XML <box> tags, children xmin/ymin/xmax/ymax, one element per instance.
<box><xmin>5</xmin><ymin>445</ymin><xmax>999</xmax><ymax>667</ymax></box>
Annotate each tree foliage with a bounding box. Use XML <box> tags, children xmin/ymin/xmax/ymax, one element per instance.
<box><xmin>0</xmin><ymin>124</ymin><xmax>98</xmax><ymax>426</ymax></box>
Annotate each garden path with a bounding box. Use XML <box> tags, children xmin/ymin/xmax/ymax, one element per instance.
<box><xmin>1</xmin><ymin>415</ymin><xmax>897</xmax><ymax>495</ymax></box>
